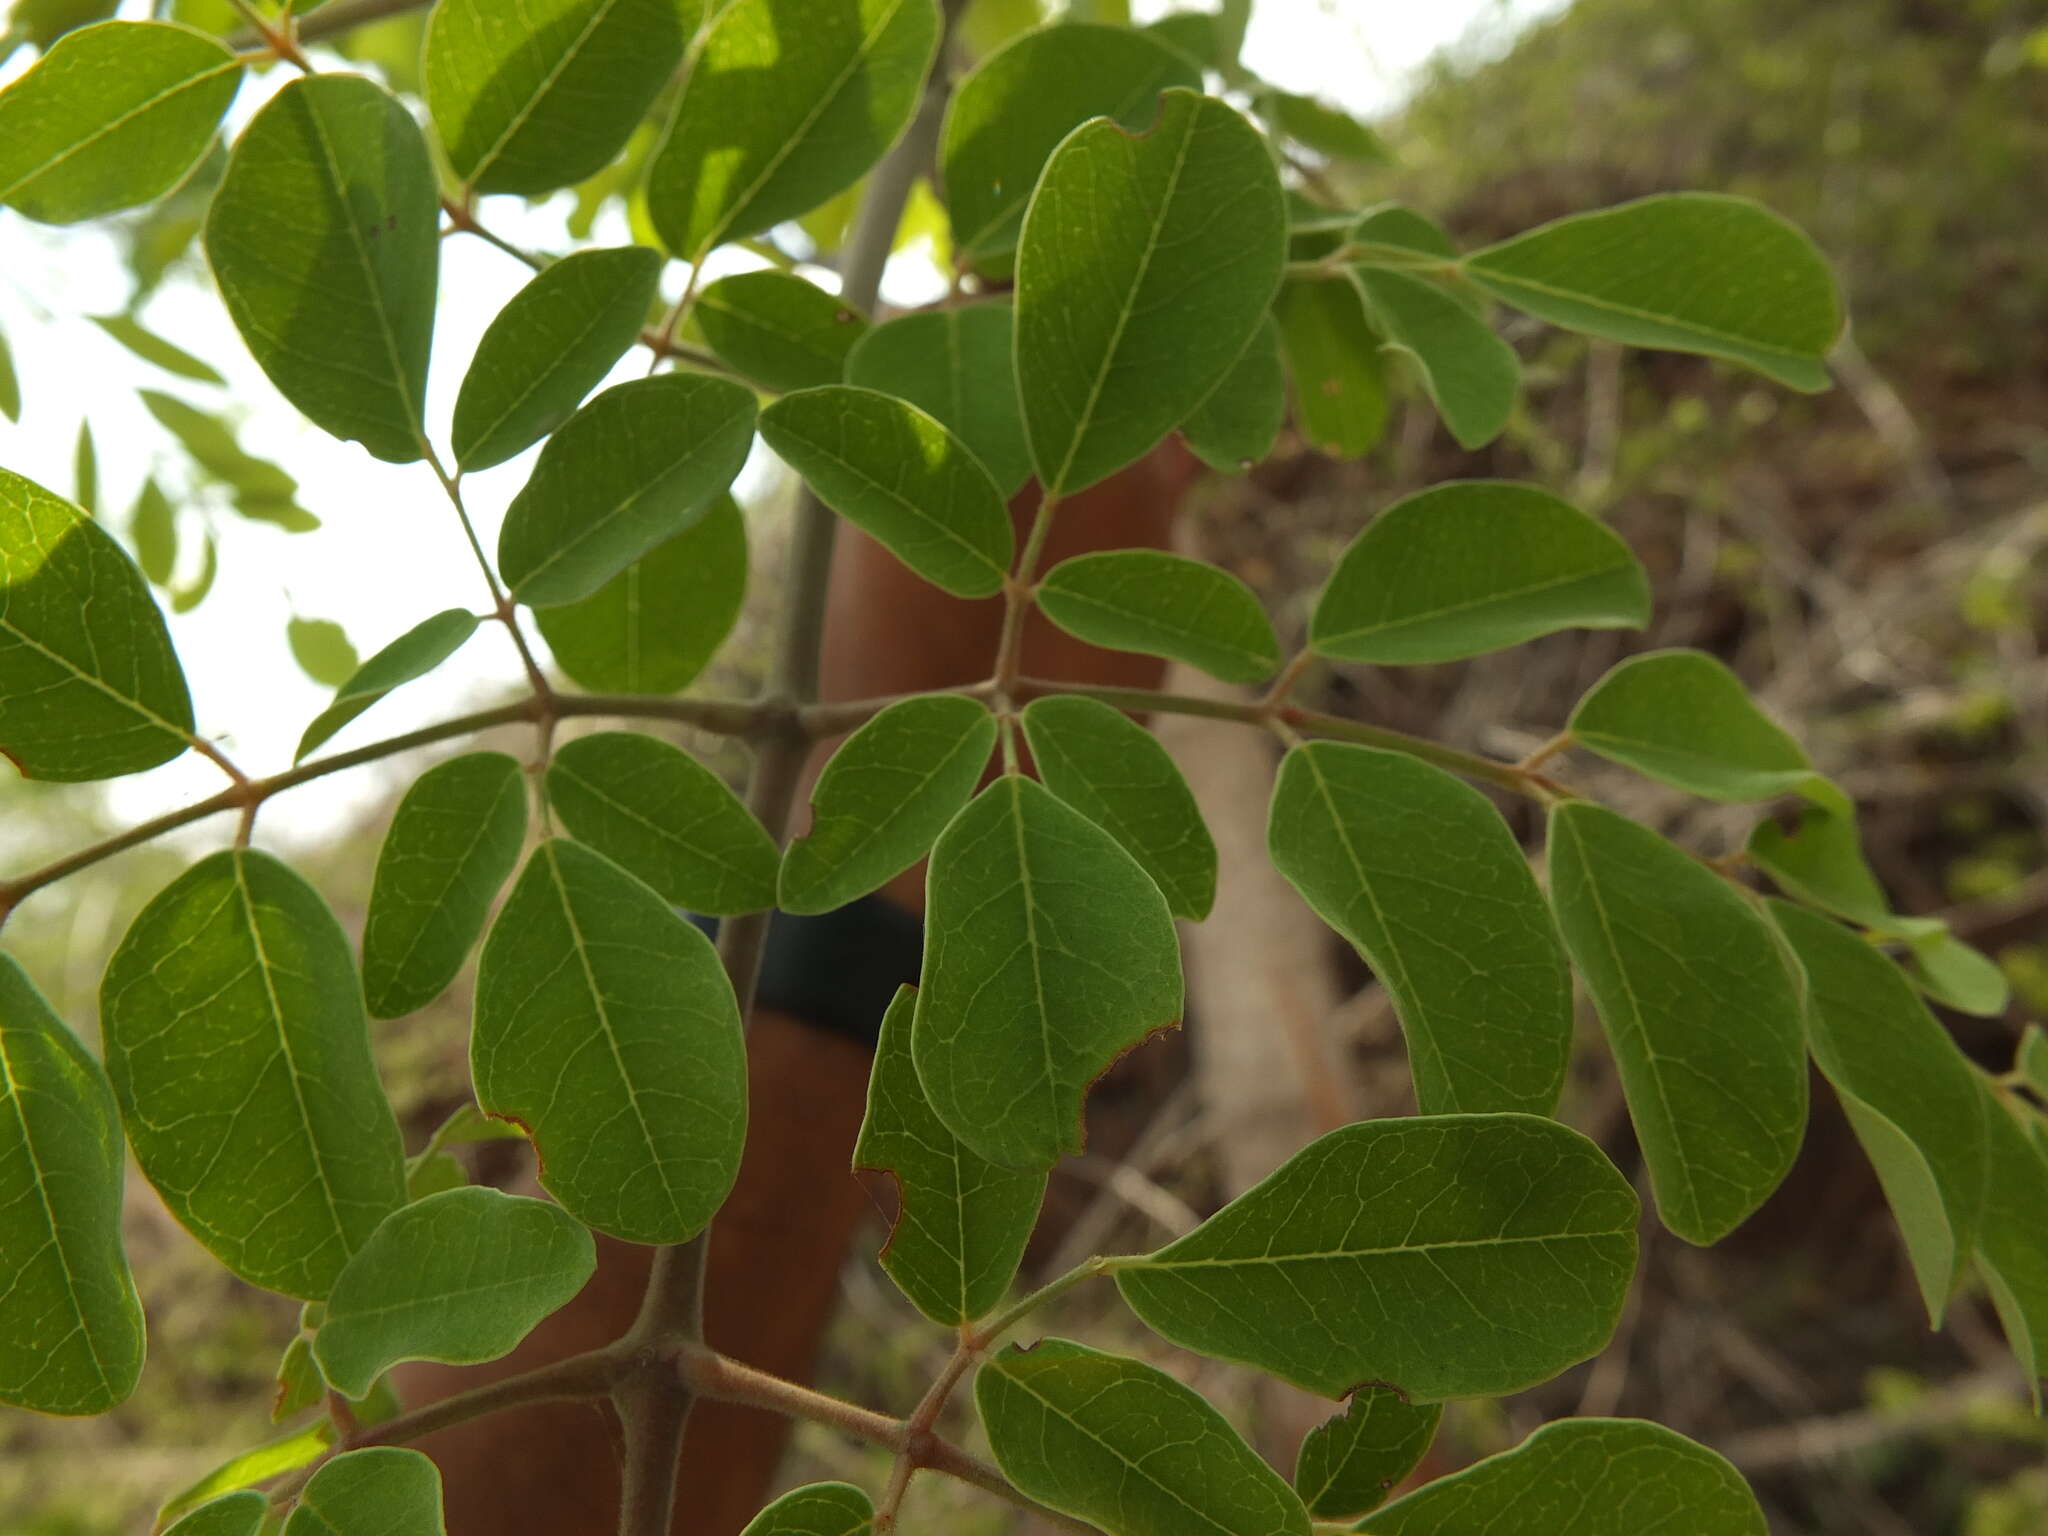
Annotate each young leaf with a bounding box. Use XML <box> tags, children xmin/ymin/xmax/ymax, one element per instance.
<box><xmin>314</xmin><ymin>1187</ymin><xmax>595</xmax><ymax>1398</ymax></box>
<box><xmin>1114</xmin><ymin>1114</ymin><xmax>1637</xmax><ymax>1402</ymax></box>
<box><xmin>273</xmin><ymin>1333</ymin><xmax>323</xmax><ymax>1422</ymax></box>
<box><xmin>287</xmin><ymin>616</ymin><xmax>359</xmax><ymax>688</ymax></box>
<box><xmin>206</xmin><ymin>76</ymin><xmax>438</xmax><ymax>463</ymax></box>
<box><xmin>89</xmin><ymin>312</ymin><xmax>224</xmax><ymax>384</ymax></box>
<box><xmin>1274</xmin><ymin>276</ymin><xmax>1389</xmax><ymax>460</ymax></box>
<box><xmin>1294</xmin><ymin>1389</ymin><xmax>1441</xmax><ymax>1521</ymax></box>
<box><xmin>1269</xmin><ymin>742</ymin><xmax>1572</xmax><ymax>1116</ymax></box>
<box><xmin>845</xmin><ymin>304</ymin><xmax>1032</xmax><ymax>495</ymax></box>
<box><xmin>129</xmin><ymin>477</ymin><xmax>177</xmax><ymax>587</ymax></box>
<box><xmin>696</xmin><ymin>271</ymin><xmax>869</xmax><ymax>394</ymax></box>
<box><xmin>854</xmin><ymin>988</ymin><xmax>1044</xmax><ymax>1325</ymax></box>
<box><xmin>780</xmin><ymin>695</ymin><xmax>997</xmax><ymax>916</ymax></box>
<box><xmin>423</xmin><ymin>0</ymin><xmax>700</xmax><ymax>197</ymax></box>
<box><xmin>163</xmin><ymin>1490</ymin><xmax>267</xmax><ymax>1536</ymax></box>
<box><xmin>1182</xmin><ymin>317</ymin><xmax>1287</xmax><ymax>473</ymax></box>
<box><xmin>913</xmin><ymin>775</ymin><xmax>1183</xmax><ymax>1169</ymax></box>
<box><xmin>361</xmin><ymin>752</ymin><xmax>528</xmax><ymax>1019</ymax></box>
<box><xmin>738</xmin><ymin>1482</ymin><xmax>874</xmax><ymax>1536</ymax></box>
<box><xmin>283</xmin><ymin>1447</ymin><xmax>444</xmax><ymax>1536</ymax></box>
<box><xmin>534</xmin><ymin>493</ymin><xmax>747</xmax><ymax>695</ymax></box>
<box><xmin>1569</xmin><ymin>649</ymin><xmax>1818</xmax><ymax>802</ymax></box>
<box><xmin>0</xmin><ymin>21</ymin><xmax>241</xmax><ymax>224</ymax></box>
<box><xmin>1309</xmin><ymin>481</ymin><xmax>1649</xmax><ymax>666</ymax></box>
<box><xmin>1548</xmin><ymin>803</ymin><xmax>1807</xmax><ymax>1244</ymax></box>
<box><xmin>1016</xmin><ymin>88</ymin><xmax>1285</xmax><ymax>496</ymax></box>
<box><xmin>1037</xmin><ymin>551</ymin><xmax>1280</xmax><ymax>685</ymax></box>
<box><xmin>1903</xmin><ymin>927</ymin><xmax>2011</xmax><ymax>1018</ymax></box>
<box><xmin>1</xmin><ymin>466</ymin><xmax>194</xmax><ymax>781</ymax></box>
<box><xmin>0</xmin><ymin>956</ymin><xmax>145</xmax><ymax>1416</ymax></box>
<box><xmin>1021</xmin><ymin>695</ymin><xmax>1218</xmax><ymax>921</ymax></box>
<box><xmin>546</xmin><ymin>732</ymin><xmax>779</xmax><ymax>917</ymax></box>
<box><xmin>1771</xmin><ymin>901</ymin><xmax>1987</xmax><ymax>1323</ymax></box>
<box><xmin>156</xmin><ymin>1421</ymin><xmax>335</xmax><ymax>1529</ymax></box>
<box><xmin>646</xmin><ymin>0</ymin><xmax>940</xmax><ymax>259</ymax></box>
<box><xmin>939</xmin><ymin>21</ymin><xmax>1202</xmax><ymax>269</ymax></box>
<box><xmin>1747</xmin><ymin>801</ymin><xmax>1891</xmax><ymax>926</ymax></box>
<box><xmin>296</xmin><ymin>609</ymin><xmax>480</xmax><ymax>763</ymax></box>
<box><xmin>451</xmin><ymin>246</ymin><xmax>664</xmax><ymax>473</ymax></box>
<box><xmin>473</xmin><ymin>839</ymin><xmax>747</xmax><ymax>1244</ymax></box>
<box><xmin>1977</xmin><ymin>1090</ymin><xmax>2048</xmax><ymax>1394</ymax></box>
<box><xmin>759</xmin><ymin>385</ymin><xmax>1013</xmax><ymax>598</ymax></box>
<box><xmin>1465</xmin><ymin>193</ymin><xmax>1843</xmax><ymax>392</ymax></box>
<box><xmin>1354</xmin><ymin>269</ymin><xmax>1519</xmax><ymax>449</ymax></box>
<box><xmin>101</xmin><ymin>850</ymin><xmax>408</xmax><ymax>1298</ymax></box>
<box><xmin>498</xmin><ymin>373</ymin><xmax>756</xmax><ymax>608</ymax></box>
<box><xmin>1354</xmin><ymin>1418</ymin><xmax>1765</xmax><ymax>1535</ymax></box>
<box><xmin>977</xmin><ymin>1338</ymin><xmax>1312</xmax><ymax>1536</ymax></box>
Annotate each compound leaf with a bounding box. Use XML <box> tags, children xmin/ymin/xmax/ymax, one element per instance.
<box><xmin>1569</xmin><ymin>649</ymin><xmax>1819</xmax><ymax>803</ymax></box>
<box><xmin>738</xmin><ymin>1482</ymin><xmax>873</xmax><ymax>1536</ymax></box>
<box><xmin>1295</xmin><ymin>1389</ymin><xmax>1440</xmax><ymax>1521</ymax></box>
<box><xmin>845</xmin><ymin>304</ymin><xmax>1032</xmax><ymax>496</ymax></box>
<box><xmin>283</xmin><ymin>1447</ymin><xmax>444</xmax><ymax>1536</ymax></box>
<box><xmin>696</xmin><ymin>270</ymin><xmax>868</xmax><ymax>394</ymax></box>
<box><xmin>1354</xmin><ymin>269</ymin><xmax>1518</xmax><ymax>450</ymax></box>
<box><xmin>296</xmin><ymin>609</ymin><xmax>480</xmax><ymax>763</ymax></box>
<box><xmin>1036</xmin><ymin>550</ymin><xmax>1279</xmax><ymax>685</ymax></box>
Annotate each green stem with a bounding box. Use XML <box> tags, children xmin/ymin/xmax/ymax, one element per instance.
<box><xmin>968</xmin><ymin>1256</ymin><xmax>1114</xmax><ymax>1350</ymax></box>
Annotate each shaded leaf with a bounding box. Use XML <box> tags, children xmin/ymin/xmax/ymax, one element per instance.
<box><xmin>780</xmin><ymin>695</ymin><xmax>997</xmax><ymax>916</ymax></box>
<box><xmin>1354</xmin><ymin>269</ymin><xmax>1518</xmax><ymax>449</ymax></box>
<box><xmin>361</xmin><ymin>752</ymin><xmax>528</xmax><ymax>1019</ymax></box>
<box><xmin>451</xmin><ymin>245</ymin><xmax>663</xmax><ymax>472</ymax></box>
<box><xmin>1747</xmin><ymin>802</ymin><xmax>1890</xmax><ymax>926</ymax></box>
<box><xmin>71</xmin><ymin>420</ymin><xmax>95</xmax><ymax>515</ymax></box>
<box><xmin>139</xmin><ymin>389</ymin><xmax>315</xmax><ymax>529</ymax></box>
<box><xmin>1295</xmin><ymin>1389</ymin><xmax>1440</xmax><ymax>1521</ymax></box>
<box><xmin>129</xmin><ymin>477</ymin><xmax>177</xmax><ymax>587</ymax></box>
<box><xmin>170</xmin><ymin>533</ymin><xmax>216</xmax><ymax>613</ymax></box>
<box><xmin>206</xmin><ymin>75</ymin><xmax>438</xmax><ymax>463</ymax></box>
<box><xmin>1548</xmin><ymin>802</ymin><xmax>1807</xmax><ymax>1244</ymax></box>
<box><xmin>1114</xmin><ymin>1114</ymin><xmax>1637</xmax><ymax>1402</ymax></box>
<box><xmin>90</xmin><ymin>312</ymin><xmax>224</xmax><ymax>383</ymax></box>
<box><xmin>1903</xmin><ymin>928</ymin><xmax>2011</xmax><ymax>1018</ymax></box>
<box><xmin>296</xmin><ymin>609</ymin><xmax>480</xmax><ymax>762</ymax></box>
<box><xmin>101</xmin><ymin>850</ymin><xmax>408</xmax><ymax>1298</ymax></box>
<box><xmin>913</xmin><ymin>775</ymin><xmax>1182</xmax><ymax>1169</ymax></box>
<box><xmin>287</xmin><ymin>616</ymin><xmax>358</xmax><ymax>688</ymax></box>
<box><xmin>1275</xmin><ymin>276</ymin><xmax>1388</xmax><ymax>460</ymax></box>
<box><xmin>1182</xmin><ymin>317</ymin><xmax>1286</xmax><ymax>473</ymax></box>
<box><xmin>845</xmin><ymin>303</ymin><xmax>1031</xmax><ymax>495</ymax></box>
<box><xmin>738</xmin><ymin>1482</ymin><xmax>873</xmax><ymax>1536</ymax></box>
<box><xmin>1977</xmin><ymin>1089</ymin><xmax>2048</xmax><ymax>1395</ymax></box>
<box><xmin>0</xmin><ymin>325</ymin><xmax>17</xmax><ymax>421</ymax></box>
<box><xmin>1269</xmin><ymin>742</ymin><xmax>1572</xmax><ymax>1116</ymax></box>
<box><xmin>1569</xmin><ymin>649</ymin><xmax>1820</xmax><ymax>803</ymax></box>
<box><xmin>499</xmin><ymin>373</ymin><xmax>756</xmax><ymax>608</ymax></box>
<box><xmin>272</xmin><ymin>1333</ymin><xmax>323</xmax><ymax>1422</ymax></box>
<box><xmin>2017</xmin><ymin>1024</ymin><xmax>2048</xmax><ymax>1100</ymax></box>
<box><xmin>1036</xmin><ymin>550</ymin><xmax>1280</xmax><ymax>685</ymax></box>
<box><xmin>163</xmin><ymin>1490</ymin><xmax>267</xmax><ymax>1536</ymax></box>
<box><xmin>283</xmin><ymin>1447</ymin><xmax>444</xmax><ymax>1536</ymax></box>
<box><xmin>1258</xmin><ymin>88</ymin><xmax>1386</xmax><ymax>165</ymax></box>
<box><xmin>978</xmin><ymin>1338</ymin><xmax>1311</xmax><ymax>1536</ymax></box>
<box><xmin>0</xmin><ymin>956</ymin><xmax>145</xmax><ymax>1415</ymax></box>
<box><xmin>546</xmin><ymin>731</ymin><xmax>779</xmax><ymax>917</ymax></box>
<box><xmin>0</xmin><ymin>466</ymin><xmax>194</xmax><ymax>781</ymax></box>
<box><xmin>1310</xmin><ymin>481</ymin><xmax>1648</xmax><ymax>666</ymax></box>
<box><xmin>696</xmin><ymin>270</ymin><xmax>868</xmax><ymax>394</ymax></box>
<box><xmin>473</xmin><ymin>839</ymin><xmax>747</xmax><ymax>1243</ymax></box>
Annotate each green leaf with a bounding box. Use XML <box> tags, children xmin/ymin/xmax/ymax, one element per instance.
<box><xmin>129</xmin><ymin>477</ymin><xmax>178</xmax><ymax>587</ymax></box>
<box><xmin>1569</xmin><ymin>649</ymin><xmax>1820</xmax><ymax>803</ymax></box>
<box><xmin>283</xmin><ymin>1447</ymin><xmax>445</xmax><ymax>1536</ymax></box>
<box><xmin>854</xmin><ymin>987</ymin><xmax>1044</xmax><ymax>1325</ymax></box>
<box><xmin>1114</xmin><ymin>1113</ymin><xmax>1637</xmax><ymax>1401</ymax></box>
<box><xmin>1032</xmin><ymin>555</ymin><xmax>1281</xmax><ymax>699</ymax></box>
<box><xmin>296</xmin><ymin>609</ymin><xmax>480</xmax><ymax>763</ymax></box>
<box><xmin>0</xmin><ymin>325</ymin><xmax>18</xmax><ymax>421</ymax></box>
<box><xmin>1903</xmin><ymin>928</ymin><xmax>2011</xmax><ymax>1018</ymax></box>
<box><xmin>0</xmin><ymin>956</ymin><xmax>145</xmax><ymax>1415</ymax></box>
<box><xmin>473</xmin><ymin>839</ymin><xmax>747</xmax><ymax>1244</ymax></box>
<box><xmin>1747</xmin><ymin>802</ymin><xmax>1890</xmax><ymax>926</ymax></box>
<box><xmin>1022</xmin><ymin>695</ymin><xmax>1217</xmax><ymax>921</ymax></box>
<box><xmin>406</xmin><ymin>1151</ymin><xmax>467</xmax><ymax>1202</ymax></box>
<box><xmin>978</xmin><ymin>1338</ymin><xmax>1311</xmax><ymax>1536</ymax></box>
<box><xmin>287</xmin><ymin>616</ymin><xmax>359</xmax><ymax>688</ymax></box>
<box><xmin>156</xmin><ymin>1421</ymin><xmax>335</xmax><ymax>1529</ymax></box>
<box><xmin>913</xmin><ymin>775</ymin><xmax>1182</xmax><ymax>1168</ymax></box>
<box><xmin>738</xmin><ymin>1482</ymin><xmax>874</xmax><ymax>1536</ymax></box>
<box><xmin>1771</xmin><ymin>901</ymin><xmax>1987</xmax><ymax>1323</ymax></box>
<box><xmin>1182</xmin><ymin>317</ymin><xmax>1286</xmax><ymax>473</ymax></box>
<box><xmin>1547</xmin><ymin>802</ymin><xmax>1806</xmax><ymax>1244</ymax></box>
<box><xmin>939</xmin><ymin>21</ymin><xmax>1202</xmax><ymax>269</ymax></box>
<box><xmin>646</xmin><ymin>0</ymin><xmax>940</xmax><ymax>260</ymax></box>
<box><xmin>0</xmin><ymin>466</ymin><xmax>194</xmax><ymax>782</ymax></box>
<box><xmin>499</xmin><ymin>373</ymin><xmax>757</xmax><ymax>608</ymax></box>
<box><xmin>1464</xmin><ymin>193</ymin><xmax>1843</xmax><ymax>393</ymax></box>
<box><xmin>361</xmin><ymin>752</ymin><xmax>528</xmax><ymax>1019</ymax></box>
<box><xmin>546</xmin><ymin>732</ymin><xmax>779</xmax><ymax>917</ymax></box>
<box><xmin>1354</xmin><ymin>269</ymin><xmax>1518</xmax><ymax>449</ymax></box>
<box><xmin>845</xmin><ymin>303</ymin><xmax>1032</xmax><ymax>495</ymax></box>
<box><xmin>1269</xmin><ymin>742</ymin><xmax>1572</xmax><ymax>1116</ymax></box>
<box><xmin>1977</xmin><ymin>1090</ymin><xmax>2048</xmax><ymax>1395</ymax></box>
<box><xmin>205</xmin><ymin>75</ymin><xmax>438</xmax><ymax>463</ymax></box>
<box><xmin>1350</xmin><ymin>204</ymin><xmax>1461</xmax><ymax>267</ymax></box>
<box><xmin>2017</xmin><ymin>1025</ymin><xmax>2048</xmax><ymax>1100</ymax></box>
<box><xmin>1294</xmin><ymin>1389</ymin><xmax>1440</xmax><ymax>1521</ymax></box>
<box><xmin>696</xmin><ymin>271</ymin><xmax>869</xmax><ymax>394</ymax></box>
<box><xmin>1275</xmin><ymin>276</ymin><xmax>1389</xmax><ymax>460</ymax></box>
<box><xmin>272</xmin><ymin>1332</ymin><xmax>323</xmax><ymax>1422</ymax></box>
<box><xmin>780</xmin><ymin>695</ymin><xmax>997</xmax><ymax>916</ymax></box>
<box><xmin>423</xmin><ymin>0</ymin><xmax>701</xmax><ymax>197</ymax></box>
<box><xmin>314</xmin><ymin>1187</ymin><xmax>595</xmax><ymax>1398</ymax></box>
<box><xmin>170</xmin><ymin>534</ymin><xmax>216</xmax><ymax>613</ymax></box>
<box><xmin>1258</xmin><ymin>88</ymin><xmax>1387</xmax><ymax>166</ymax></box>
<box><xmin>139</xmin><ymin>389</ymin><xmax>315</xmax><ymax>529</ymax></box>
<box><xmin>1310</xmin><ymin>481</ymin><xmax>1649</xmax><ymax>666</ymax></box>
<box><xmin>89</xmin><ymin>312</ymin><xmax>224</xmax><ymax>384</ymax></box>
<box><xmin>1016</xmin><ymin>88</ymin><xmax>1285</xmax><ymax>496</ymax></box>
<box><xmin>101</xmin><ymin>850</ymin><xmax>408</xmax><ymax>1298</ymax></box>
<box><xmin>451</xmin><ymin>245</ymin><xmax>663</xmax><ymax>473</ymax></box>
<box><xmin>1354</xmin><ymin>1418</ymin><xmax>1764</xmax><ymax>1535</ymax></box>
<box><xmin>534</xmin><ymin>492</ymin><xmax>747</xmax><ymax>694</ymax></box>
<box><xmin>759</xmin><ymin>385</ymin><xmax>1013</xmax><ymax>598</ymax></box>
<box><xmin>71</xmin><ymin>420</ymin><xmax>95</xmax><ymax>516</ymax></box>
<box><xmin>163</xmin><ymin>1490</ymin><xmax>267</xmax><ymax>1536</ymax></box>
<box><xmin>0</xmin><ymin>21</ymin><xmax>241</xmax><ymax>224</ymax></box>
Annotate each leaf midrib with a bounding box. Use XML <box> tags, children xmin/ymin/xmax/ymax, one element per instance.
<box><xmin>1</xmin><ymin>53</ymin><xmax>240</xmax><ymax>204</ymax></box>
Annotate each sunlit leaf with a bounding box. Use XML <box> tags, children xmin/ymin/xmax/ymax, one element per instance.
<box><xmin>272</xmin><ymin>1332</ymin><xmax>322</xmax><ymax>1423</ymax></box>
<box><xmin>283</xmin><ymin>1447</ymin><xmax>445</xmax><ymax>1536</ymax></box>
<box><xmin>156</xmin><ymin>1420</ymin><xmax>334</xmax><ymax>1529</ymax></box>
<box><xmin>1182</xmin><ymin>317</ymin><xmax>1286</xmax><ymax>473</ymax></box>
<box><xmin>696</xmin><ymin>271</ymin><xmax>868</xmax><ymax>394</ymax></box>
<box><xmin>845</xmin><ymin>303</ymin><xmax>1032</xmax><ymax>495</ymax></box>
<box><xmin>1274</xmin><ymin>276</ymin><xmax>1388</xmax><ymax>460</ymax></box>
<box><xmin>138</xmin><ymin>389</ymin><xmax>316</xmax><ymax>530</ymax></box>
<box><xmin>1354</xmin><ymin>269</ymin><xmax>1518</xmax><ymax>449</ymax></box>
<box><xmin>1294</xmin><ymin>1389</ymin><xmax>1440</xmax><ymax>1520</ymax></box>
<box><xmin>287</xmin><ymin>616</ymin><xmax>358</xmax><ymax>688</ymax></box>
<box><xmin>129</xmin><ymin>477</ymin><xmax>177</xmax><ymax>586</ymax></box>
<box><xmin>0</xmin><ymin>325</ymin><xmax>18</xmax><ymax>421</ymax></box>
<box><xmin>89</xmin><ymin>312</ymin><xmax>223</xmax><ymax>384</ymax></box>
<box><xmin>295</xmin><ymin>609</ymin><xmax>480</xmax><ymax>762</ymax></box>
<box><xmin>738</xmin><ymin>1482</ymin><xmax>873</xmax><ymax>1536</ymax></box>
<box><xmin>1036</xmin><ymin>550</ymin><xmax>1280</xmax><ymax>685</ymax></box>
<box><xmin>170</xmin><ymin>533</ymin><xmax>216</xmax><ymax>613</ymax></box>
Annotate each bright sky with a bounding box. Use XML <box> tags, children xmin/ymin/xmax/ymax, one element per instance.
<box><xmin>0</xmin><ymin>0</ymin><xmax>1558</xmax><ymax>859</ymax></box>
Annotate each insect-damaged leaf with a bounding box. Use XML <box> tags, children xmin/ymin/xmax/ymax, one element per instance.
<box><xmin>1294</xmin><ymin>1389</ymin><xmax>1441</xmax><ymax>1521</ymax></box>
